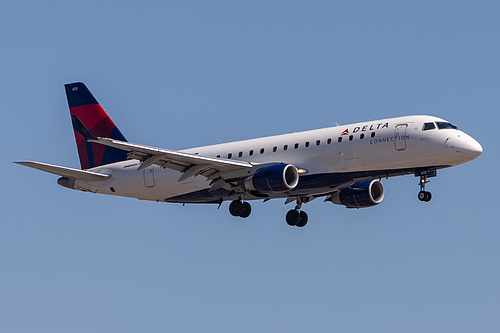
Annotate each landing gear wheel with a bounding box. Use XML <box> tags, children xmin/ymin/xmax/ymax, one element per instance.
<box><xmin>286</xmin><ymin>210</ymin><xmax>308</xmax><ymax>227</ymax></box>
<box><xmin>286</xmin><ymin>210</ymin><xmax>300</xmax><ymax>226</ymax></box>
<box><xmin>297</xmin><ymin>211</ymin><xmax>308</xmax><ymax>227</ymax></box>
<box><xmin>240</xmin><ymin>202</ymin><xmax>252</xmax><ymax>218</ymax></box>
<box><xmin>229</xmin><ymin>200</ymin><xmax>245</xmax><ymax>217</ymax></box>
<box><xmin>229</xmin><ymin>200</ymin><xmax>252</xmax><ymax>218</ymax></box>
<box><xmin>418</xmin><ymin>191</ymin><xmax>432</xmax><ymax>202</ymax></box>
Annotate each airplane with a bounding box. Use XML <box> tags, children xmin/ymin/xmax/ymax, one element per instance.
<box><xmin>16</xmin><ymin>82</ymin><xmax>483</xmax><ymax>227</ymax></box>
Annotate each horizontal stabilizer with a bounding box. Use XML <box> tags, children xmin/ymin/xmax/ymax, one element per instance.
<box><xmin>15</xmin><ymin>161</ymin><xmax>111</xmax><ymax>181</ymax></box>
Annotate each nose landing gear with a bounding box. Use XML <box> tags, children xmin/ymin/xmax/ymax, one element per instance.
<box><xmin>416</xmin><ymin>169</ymin><xmax>436</xmax><ymax>202</ymax></box>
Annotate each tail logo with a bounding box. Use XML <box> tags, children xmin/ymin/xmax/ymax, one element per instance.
<box><xmin>65</xmin><ymin>82</ymin><xmax>128</xmax><ymax>169</ymax></box>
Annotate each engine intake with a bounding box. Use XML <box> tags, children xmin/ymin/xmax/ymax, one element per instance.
<box><xmin>246</xmin><ymin>164</ymin><xmax>299</xmax><ymax>194</ymax></box>
<box><xmin>330</xmin><ymin>180</ymin><xmax>384</xmax><ymax>208</ymax></box>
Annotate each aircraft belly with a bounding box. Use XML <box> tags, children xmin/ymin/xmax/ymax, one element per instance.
<box><xmin>163</xmin><ymin>166</ymin><xmax>439</xmax><ymax>204</ymax></box>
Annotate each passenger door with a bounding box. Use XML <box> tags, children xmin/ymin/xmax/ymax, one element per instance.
<box><xmin>394</xmin><ymin>124</ymin><xmax>408</xmax><ymax>151</ymax></box>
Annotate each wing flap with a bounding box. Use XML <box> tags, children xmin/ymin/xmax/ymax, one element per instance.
<box><xmin>15</xmin><ymin>161</ymin><xmax>111</xmax><ymax>181</ymax></box>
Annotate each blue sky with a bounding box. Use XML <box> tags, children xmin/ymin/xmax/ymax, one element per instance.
<box><xmin>2</xmin><ymin>1</ymin><xmax>499</xmax><ymax>332</ymax></box>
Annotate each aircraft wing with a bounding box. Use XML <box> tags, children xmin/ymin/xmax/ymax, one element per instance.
<box><xmin>15</xmin><ymin>161</ymin><xmax>111</xmax><ymax>181</ymax></box>
<box><xmin>88</xmin><ymin>137</ymin><xmax>256</xmax><ymax>186</ymax></box>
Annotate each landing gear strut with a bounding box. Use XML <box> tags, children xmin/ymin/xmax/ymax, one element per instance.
<box><xmin>286</xmin><ymin>200</ymin><xmax>308</xmax><ymax>227</ymax></box>
<box><xmin>229</xmin><ymin>200</ymin><xmax>252</xmax><ymax>218</ymax></box>
<box><xmin>417</xmin><ymin>170</ymin><xmax>435</xmax><ymax>202</ymax></box>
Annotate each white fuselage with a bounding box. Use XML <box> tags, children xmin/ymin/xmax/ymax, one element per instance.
<box><xmin>75</xmin><ymin>115</ymin><xmax>482</xmax><ymax>203</ymax></box>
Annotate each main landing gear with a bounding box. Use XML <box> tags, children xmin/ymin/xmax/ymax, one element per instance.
<box><xmin>229</xmin><ymin>200</ymin><xmax>252</xmax><ymax>218</ymax></box>
<box><xmin>229</xmin><ymin>198</ymin><xmax>309</xmax><ymax>227</ymax></box>
<box><xmin>285</xmin><ymin>200</ymin><xmax>308</xmax><ymax>227</ymax></box>
<box><xmin>417</xmin><ymin>170</ymin><xmax>436</xmax><ymax>202</ymax></box>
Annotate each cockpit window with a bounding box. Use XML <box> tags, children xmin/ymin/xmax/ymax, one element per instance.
<box><xmin>422</xmin><ymin>122</ymin><xmax>436</xmax><ymax>131</ymax></box>
<box><xmin>436</xmin><ymin>122</ymin><xmax>457</xmax><ymax>130</ymax></box>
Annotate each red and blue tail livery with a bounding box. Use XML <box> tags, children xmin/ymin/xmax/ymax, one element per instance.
<box><xmin>65</xmin><ymin>82</ymin><xmax>128</xmax><ymax>169</ymax></box>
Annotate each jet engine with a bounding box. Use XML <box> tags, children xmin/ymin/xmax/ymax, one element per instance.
<box><xmin>244</xmin><ymin>164</ymin><xmax>299</xmax><ymax>194</ymax></box>
<box><xmin>329</xmin><ymin>180</ymin><xmax>384</xmax><ymax>208</ymax></box>
<box><xmin>57</xmin><ymin>177</ymin><xmax>75</xmax><ymax>189</ymax></box>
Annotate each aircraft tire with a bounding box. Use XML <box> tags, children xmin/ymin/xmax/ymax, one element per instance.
<box><xmin>229</xmin><ymin>200</ymin><xmax>245</xmax><ymax>217</ymax></box>
<box><xmin>286</xmin><ymin>210</ymin><xmax>300</xmax><ymax>226</ymax></box>
<box><xmin>240</xmin><ymin>202</ymin><xmax>252</xmax><ymax>218</ymax></box>
<box><xmin>418</xmin><ymin>191</ymin><xmax>432</xmax><ymax>202</ymax></box>
<box><xmin>297</xmin><ymin>211</ymin><xmax>308</xmax><ymax>227</ymax></box>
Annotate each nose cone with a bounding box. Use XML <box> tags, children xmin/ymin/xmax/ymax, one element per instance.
<box><xmin>465</xmin><ymin>137</ymin><xmax>483</xmax><ymax>159</ymax></box>
<box><xmin>445</xmin><ymin>132</ymin><xmax>483</xmax><ymax>160</ymax></box>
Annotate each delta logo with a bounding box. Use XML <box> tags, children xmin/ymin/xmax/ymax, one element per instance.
<box><xmin>340</xmin><ymin>122</ymin><xmax>390</xmax><ymax>136</ymax></box>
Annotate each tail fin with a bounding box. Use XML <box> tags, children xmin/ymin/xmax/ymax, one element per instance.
<box><xmin>65</xmin><ymin>82</ymin><xmax>128</xmax><ymax>169</ymax></box>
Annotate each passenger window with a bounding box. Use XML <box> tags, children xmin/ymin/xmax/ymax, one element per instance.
<box><xmin>273</xmin><ymin>146</ymin><xmax>277</xmax><ymax>152</ymax></box>
<box><xmin>423</xmin><ymin>122</ymin><xmax>436</xmax><ymax>131</ymax></box>
<box><xmin>316</xmin><ymin>140</ymin><xmax>320</xmax><ymax>146</ymax></box>
<box><xmin>327</xmin><ymin>138</ymin><xmax>332</xmax><ymax>144</ymax></box>
<box><xmin>228</xmin><ymin>153</ymin><xmax>232</xmax><ymax>159</ymax></box>
<box><xmin>238</xmin><ymin>151</ymin><xmax>243</xmax><ymax>157</ymax></box>
<box><xmin>371</xmin><ymin>132</ymin><xmax>375</xmax><ymax>138</ymax></box>
<box><xmin>338</xmin><ymin>137</ymin><xmax>342</xmax><ymax>143</ymax></box>
<box><xmin>305</xmin><ymin>142</ymin><xmax>310</xmax><ymax>147</ymax></box>
<box><xmin>260</xmin><ymin>148</ymin><xmax>265</xmax><ymax>154</ymax></box>
<box><xmin>283</xmin><ymin>145</ymin><xmax>288</xmax><ymax>151</ymax></box>
<box><xmin>360</xmin><ymin>133</ymin><xmax>365</xmax><ymax>139</ymax></box>
<box><xmin>249</xmin><ymin>150</ymin><xmax>254</xmax><ymax>156</ymax></box>
<box><xmin>349</xmin><ymin>135</ymin><xmax>353</xmax><ymax>141</ymax></box>
<box><xmin>294</xmin><ymin>143</ymin><xmax>299</xmax><ymax>149</ymax></box>
<box><xmin>216</xmin><ymin>155</ymin><xmax>220</xmax><ymax>158</ymax></box>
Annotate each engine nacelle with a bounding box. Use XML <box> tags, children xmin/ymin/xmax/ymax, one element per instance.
<box><xmin>245</xmin><ymin>164</ymin><xmax>299</xmax><ymax>194</ymax></box>
<box><xmin>57</xmin><ymin>177</ymin><xmax>75</xmax><ymax>189</ymax></box>
<box><xmin>330</xmin><ymin>180</ymin><xmax>384</xmax><ymax>208</ymax></box>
